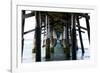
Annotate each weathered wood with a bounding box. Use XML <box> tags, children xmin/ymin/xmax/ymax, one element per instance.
<box><xmin>76</xmin><ymin>25</ymin><xmax>87</xmax><ymax>30</ymax></box>
<box><xmin>45</xmin><ymin>14</ymin><xmax>51</xmax><ymax>61</ymax></box>
<box><xmin>66</xmin><ymin>23</ymin><xmax>69</xmax><ymax>44</ymax></box>
<box><xmin>24</xmin><ymin>28</ymin><xmax>46</xmax><ymax>35</ymax></box>
<box><xmin>35</xmin><ymin>11</ymin><xmax>41</xmax><ymax>62</ymax></box>
<box><xmin>71</xmin><ymin>14</ymin><xmax>77</xmax><ymax>60</ymax></box>
<box><xmin>68</xmin><ymin>17</ymin><xmax>72</xmax><ymax>60</ymax></box>
<box><xmin>21</xmin><ymin>10</ymin><xmax>25</xmax><ymax>59</ymax></box>
<box><xmin>77</xmin><ymin>13</ymin><xmax>90</xmax><ymax>19</ymax></box>
<box><xmin>50</xmin><ymin>28</ymin><xmax>54</xmax><ymax>53</ymax></box>
<box><xmin>24</xmin><ymin>29</ymin><xmax>35</xmax><ymax>34</ymax></box>
<box><xmin>46</xmin><ymin>38</ymin><xmax>50</xmax><ymax>60</ymax></box>
<box><xmin>65</xmin><ymin>22</ymin><xmax>70</xmax><ymax>60</ymax></box>
<box><xmin>41</xmin><ymin>32</ymin><xmax>46</xmax><ymax>34</ymax></box>
<box><xmin>23</xmin><ymin>11</ymin><xmax>35</xmax><ymax>18</ymax></box>
<box><xmin>62</xmin><ymin>20</ymin><xmax>70</xmax><ymax>60</ymax></box>
<box><xmin>76</xmin><ymin>29</ymin><xmax>85</xmax><ymax>33</ymax></box>
<box><xmin>76</xmin><ymin>16</ymin><xmax>85</xmax><ymax>56</ymax></box>
<box><xmin>41</xmin><ymin>25</ymin><xmax>46</xmax><ymax>28</ymax></box>
<box><xmin>85</xmin><ymin>14</ymin><xmax>90</xmax><ymax>43</ymax></box>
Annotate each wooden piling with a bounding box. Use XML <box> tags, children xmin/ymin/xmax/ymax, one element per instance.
<box><xmin>35</xmin><ymin>11</ymin><xmax>41</xmax><ymax>62</ymax></box>
<box><xmin>45</xmin><ymin>14</ymin><xmax>51</xmax><ymax>61</ymax></box>
<box><xmin>21</xmin><ymin>10</ymin><xmax>25</xmax><ymax>59</ymax></box>
<box><xmin>71</xmin><ymin>14</ymin><xmax>77</xmax><ymax>60</ymax></box>
<box><xmin>85</xmin><ymin>14</ymin><xmax>90</xmax><ymax>43</ymax></box>
<box><xmin>76</xmin><ymin>15</ymin><xmax>85</xmax><ymax>56</ymax></box>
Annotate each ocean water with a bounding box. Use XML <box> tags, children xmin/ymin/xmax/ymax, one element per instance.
<box><xmin>51</xmin><ymin>39</ymin><xmax>66</xmax><ymax>60</ymax></box>
<box><xmin>22</xmin><ymin>40</ymin><xmax>90</xmax><ymax>63</ymax></box>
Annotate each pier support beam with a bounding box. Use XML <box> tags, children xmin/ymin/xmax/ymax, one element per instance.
<box><xmin>85</xmin><ymin>14</ymin><xmax>90</xmax><ymax>43</ymax></box>
<box><xmin>76</xmin><ymin>16</ymin><xmax>85</xmax><ymax>56</ymax></box>
<box><xmin>35</xmin><ymin>11</ymin><xmax>41</xmax><ymax>62</ymax></box>
<box><xmin>71</xmin><ymin>14</ymin><xmax>77</xmax><ymax>60</ymax></box>
<box><xmin>21</xmin><ymin>10</ymin><xmax>25</xmax><ymax>59</ymax></box>
<box><xmin>45</xmin><ymin>14</ymin><xmax>51</xmax><ymax>61</ymax></box>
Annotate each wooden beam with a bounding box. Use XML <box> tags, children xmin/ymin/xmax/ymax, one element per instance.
<box><xmin>65</xmin><ymin>23</ymin><xmax>70</xmax><ymax>60</ymax></box>
<box><xmin>64</xmin><ymin>14</ymin><xmax>71</xmax><ymax>60</ymax></box>
<box><xmin>23</xmin><ymin>11</ymin><xmax>35</xmax><ymax>18</ymax></box>
<box><xmin>24</xmin><ymin>29</ymin><xmax>35</xmax><ymax>34</ymax></box>
<box><xmin>76</xmin><ymin>16</ymin><xmax>85</xmax><ymax>56</ymax></box>
<box><xmin>41</xmin><ymin>32</ymin><xmax>46</xmax><ymax>34</ymax></box>
<box><xmin>41</xmin><ymin>25</ymin><xmax>46</xmax><ymax>28</ymax></box>
<box><xmin>85</xmin><ymin>14</ymin><xmax>90</xmax><ymax>43</ymax></box>
<box><xmin>71</xmin><ymin>14</ymin><xmax>77</xmax><ymax>60</ymax></box>
<box><xmin>35</xmin><ymin>11</ymin><xmax>41</xmax><ymax>62</ymax></box>
<box><xmin>23</xmin><ymin>28</ymin><xmax>46</xmax><ymax>35</ymax></box>
<box><xmin>76</xmin><ymin>25</ymin><xmax>87</xmax><ymax>30</ymax></box>
<box><xmin>42</xmin><ymin>28</ymin><xmax>46</xmax><ymax>31</ymax></box>
<box><xmin>45</xmin><ymin>14</ymin><xmax>51</xmax><ymax>61</ymax></box>
<box><xmin>76</xmin><ymin>29</ymin><xmax>85</xmax><ymax>33</ymax></box>
<box><xmin>77</xmin><ymin>13</ymin><xmax>90</xmax><ymax>19</ymax></box>
<box><xmin>21</xmin><ymin>10</ymin><xmax>25</xmax><ymax>59</ymax></box>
